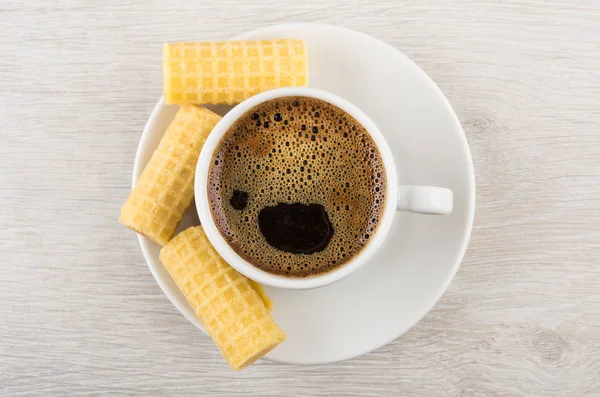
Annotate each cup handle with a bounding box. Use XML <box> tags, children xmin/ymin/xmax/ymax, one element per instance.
<box><xmin>397</xmin><ymin>185</ymin><xmax>453</xmax><ymax>215</ymax></box>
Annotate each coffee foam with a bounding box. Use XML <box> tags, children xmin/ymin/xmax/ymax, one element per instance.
<box><xmin>208</xmin><ymin>97</ymin><xmax>386</xmax><ymax>277</ymax></box>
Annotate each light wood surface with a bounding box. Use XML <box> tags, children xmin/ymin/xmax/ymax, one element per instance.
<box><xmin>1</xmin><ymin>1</ymin><xmax>599</xmax><ymax>396</ymax></box>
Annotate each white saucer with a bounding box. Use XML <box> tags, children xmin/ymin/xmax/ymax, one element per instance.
<box><xmin>133</xmin><ymin>23</ymin><xmax>475</xmax><ymax>364</ymax></box>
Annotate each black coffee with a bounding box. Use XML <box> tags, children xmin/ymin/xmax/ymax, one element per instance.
<box><xmin>208</xmin><ymin>97</ymin><xmax>386</xmax><ymax>277</ymax></box>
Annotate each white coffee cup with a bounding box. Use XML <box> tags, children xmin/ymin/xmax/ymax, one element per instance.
<box><xmin>195</xmin><ymin>87</ymin><xmax>453</xmax><ymax>289</ymax></box>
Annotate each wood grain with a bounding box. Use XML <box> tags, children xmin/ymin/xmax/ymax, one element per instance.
<box><xmin>1</xmin><ymin>1</ymin><xmax>599</xmax><ymax>395</ymax></box>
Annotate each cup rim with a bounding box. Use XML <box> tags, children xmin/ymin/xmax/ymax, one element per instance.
<box><xmin>195</xmin><ymin>87</ymin><xmax>398</xmax><ymax>289</ymax></box>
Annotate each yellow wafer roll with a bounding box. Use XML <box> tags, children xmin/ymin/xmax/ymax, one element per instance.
<box><xmin>163</xmin><ymin>39</ymin><xmax>309</xmax><ymax>105</ymax></box>
<box><xmin>249</xmin><ymin>280</ymin><xmax>273</xmax><ymax>311</ymax></box>
<box><xmin>160</xmin><ymin>227</ymin><xmax>285</xmax><ymax>370</ymax></box>
<box><xmin>120</xmin><ymin>106</ymin><xmax>221</xmax><ymax>245</ymax></box>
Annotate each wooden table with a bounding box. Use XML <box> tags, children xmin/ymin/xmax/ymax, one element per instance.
<box><xmin>2</xmin><ymin>1</ymin><xmax>599</xmax><ymax>395</ymax></box>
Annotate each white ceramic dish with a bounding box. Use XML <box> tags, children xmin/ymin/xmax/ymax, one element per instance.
<box><xmin>195</xmin><ymin>86</ymin><xmax>454</xmax><ymax>290</ymax></box>
<box><xmin>133</xmin><ymin>23</ymin><xmax>475</xmax><ymax>364</ymax></box>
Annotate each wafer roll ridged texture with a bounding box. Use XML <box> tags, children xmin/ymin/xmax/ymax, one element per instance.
<box><xmin>163</xmin><ymin>39</ymin><xmax>308</xmax><ymax>105</ymax></box>
<box><xmin>120</xmin><ymin>106</ymin><xmax>221</xmax><ymax>245</ymax></box>
<box><xmin>159</xmin><ymin>227</ymin><xmax>286</xmax><ymax>370</ymax></box>
<box><xmin>249</xmin><ymin>280</ymin><xmax>273</xmax><ymax>311</ymax></box>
